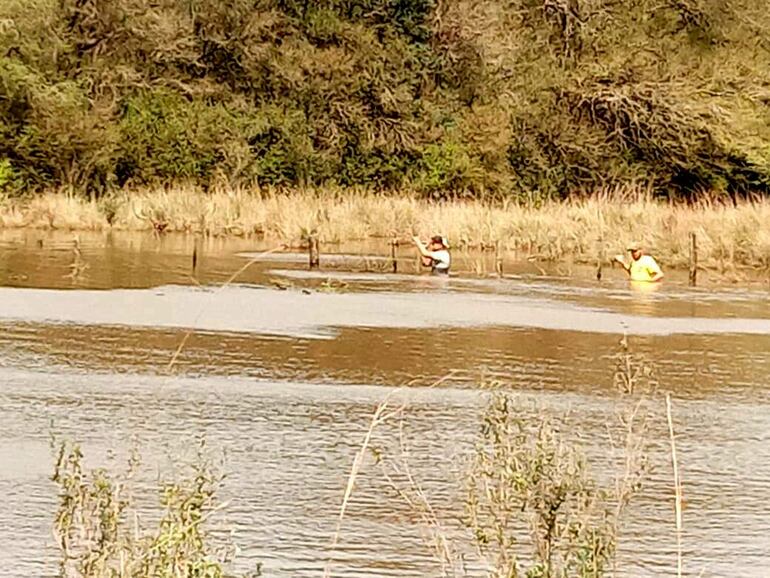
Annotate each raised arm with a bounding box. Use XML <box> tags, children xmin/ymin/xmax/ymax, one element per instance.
<box><xmin>412</xmin><ymin>236</ymin><xmax>431</xmax><ymax>258</ymax></box>
<box><xmin>614</xmin><ymin>254</ymin><xmax>631</xmax><ymax>273</ymax></box>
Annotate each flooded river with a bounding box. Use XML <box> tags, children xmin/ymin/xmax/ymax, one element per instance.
<box><xmin>0</xmin><ymin>230</ymin><xmax>769</xmax><ymax>577</ymax></box>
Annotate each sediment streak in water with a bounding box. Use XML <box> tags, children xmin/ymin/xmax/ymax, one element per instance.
<box><xmin>0</xmin><ymin>286</ymin><xmax>768</xmax><ymax>339</ymax></box>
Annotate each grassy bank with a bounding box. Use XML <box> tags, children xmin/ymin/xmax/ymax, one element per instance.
<box><xmin>2</xmin><ymin>188</ymin><xmax>768</xmax><ymax>271</ymax></box>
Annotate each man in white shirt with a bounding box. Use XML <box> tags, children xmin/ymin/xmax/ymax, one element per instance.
<box><xmin>412</xmin><ymin>235</ymin><xmax>451</xmax><ymax>275</ymax></box>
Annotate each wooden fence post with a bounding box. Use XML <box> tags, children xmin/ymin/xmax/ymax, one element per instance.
<box><xmin>390</xmin><ymin>239</ymin><xmax>398</xmax><ymax>273</ymax></box>
<box><xmin>689</xmin><ymin>232</ymin><xmax>697</xmax><ymax>286</ymax></box>
<box><xmin>596</xmin><ymin>234</ymin><xmax>604</xmax><ymax>281</ymax></box>
<box><xmin>192</xmin><ymin>239</ymin><xmax>198</xmax><ymax>274</ymax></box>
<box><xmin>596</xmin><ymin>208</ymin><xmax>605</xmax><ymax>281</ymax></box>
<box><xmin>766</xmin><ymin>261</ymin><xmax>770</xmax><ymax>291</ymax></box>
<box><xmin>309</xmin><ymin>235</ymin><xmax>320</xmax><ymax>270</ymax></box>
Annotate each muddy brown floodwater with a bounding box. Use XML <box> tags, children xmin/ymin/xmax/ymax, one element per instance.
<box><xmin>0</xmin><ymin>230</ymin><xmax>769</xmax><ymax>577</ymax></box>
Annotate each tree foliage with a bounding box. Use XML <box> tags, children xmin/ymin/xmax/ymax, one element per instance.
<box><xmin>1</xmin><ymin>0</ymin><xmax>770</xmax><ymax>198</ymax></box>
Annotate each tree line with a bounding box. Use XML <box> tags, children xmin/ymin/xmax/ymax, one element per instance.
<box><xmin>1</xmin><ymin>0</ymin><xmax>769</xmax><ymax>199</ymax></box>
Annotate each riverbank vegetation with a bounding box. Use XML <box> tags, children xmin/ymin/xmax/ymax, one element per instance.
<box><xmin>2</xmin><ymin>0</ymin><xmax>770</xmax><ymax>200</ymax></box>
<box><xmin>375</xmin><ymin>389</ymin><xmax>652</xmax><ymax>577</ymax></box>
<box><xmin>51</xmin><ymin>438</ymin><xmax>244</xmax><ymax>578</ymax></box>
<box><xmin>3</xmin><ymin>188</ymin><xmax>769</xmax><ymax>271</ymax></box>
<box><xmin>342</xmin><ymin>341</ymin><xmax>659</xmax><ymax>577</ymax></box>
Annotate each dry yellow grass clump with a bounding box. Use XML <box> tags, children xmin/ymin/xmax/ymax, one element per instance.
<box><xmin>1</xmin><ymin>187</ymin><xmax>769</xmax><ymax>269</ymax></box>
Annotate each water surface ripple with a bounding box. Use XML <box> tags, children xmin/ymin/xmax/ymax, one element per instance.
<box><xmin>1</xmin><ymin>232</ymin><xmax>769</xmax><ymax>578</ymax></box>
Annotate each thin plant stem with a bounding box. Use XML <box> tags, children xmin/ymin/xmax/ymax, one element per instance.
<box><xmin>166</xmin><ymin>244</ymin><xmax>285</xmax><ymax>373</ymax></box>
<box><xmin>666</xmin><ymin>393</ymin><xmax>683</xmax><ymax>578</ymax></box>
<box><xmin>323</xmin><ymin>371</ymin><xmax>457</xmax><ymax>578</ymax></box>
<box><xmin>323</xmin><ymin>393</ymin><xmax>397</xmax><ymax>578</ymax></box>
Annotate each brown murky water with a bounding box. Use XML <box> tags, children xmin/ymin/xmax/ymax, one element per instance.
<box><xmin>1</xmin><ymin>230</ymin><xmax>769</xmax><ymax>577</ymax></box>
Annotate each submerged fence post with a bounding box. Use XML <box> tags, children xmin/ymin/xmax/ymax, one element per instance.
<box><xmin>309</xmin><ymin>235</ymin><xmax>320</xmax><ymax>270</ymax></box>
<box><xmin>495</xmin><ymin>240</ymin><xmax>503</xmax><ymax>278</ymax></box>
<box><xmin>767</xmin><ymin>261</ymin><xmax>770</xmax><ymax>291</ymax></box>
<box><xmin>596</xmin><ymin>207</ymin><xmax>605</xmax><ymax>282</ymax></box>
<box><xmin>390</xmin><ymin>239</ymin><xmax>398</xmax><ymax>274</ymax></box>
<box><xmin>192</xmin><ymin>238</ymin><xmax>198</xmax><ymax>274</ymax></box>
<box><xmin>689</xmin><ymin>232</ymin><xmax>697</xmax><ymax>286</ymax></box>
<box><xmin>596</xmin><ymin>234</ymin><xmax>604</xmax><ymax>281</ymax></box>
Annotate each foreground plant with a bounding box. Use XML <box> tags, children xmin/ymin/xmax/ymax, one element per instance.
<box><xmin>465</xmin><ymin>345</ymin><xmax>656</xmax><ymax>578</ymax></box>
<box><xmin>51</xmin><ymin>438</ymin><xmax>240</xmax><ymax>578</ymax></box>
<box><xmin>376</xmin><ymin>341</ymin><xmax>656</xmax><ymax>578</ymax></box>
<box><xmin>466</xmin><ymin>395</ymin><xmax>616</xmax><ymax>578</ymax></box>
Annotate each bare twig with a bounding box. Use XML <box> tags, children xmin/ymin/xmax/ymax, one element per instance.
<box><xmin>379</xmin><ymin>419</ymin><xmax>462</xmax><ymax>576</ymax></box>
<box><xmin>323</xmin><ymin>391</ymin><xmax>404</xmax><ymax>578</ymax></box>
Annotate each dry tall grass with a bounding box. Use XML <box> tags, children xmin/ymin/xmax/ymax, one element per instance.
<box><xmin>2</xmin><ymin>187</ymin><xmax>769</xmax><ymax>269</ymax></box>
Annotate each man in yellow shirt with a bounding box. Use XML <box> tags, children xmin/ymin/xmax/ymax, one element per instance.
<box><xmin>614</xmin><ymin>243</ymin><xmax>664</xmax><ymax>282</ymax></box>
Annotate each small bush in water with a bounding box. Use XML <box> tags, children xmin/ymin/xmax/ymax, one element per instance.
<box><xmin>466</xmin><ymin>394</ymin><xmax>618</xmax><ymax>577</ymax></box>
<box><xmin>51</xmin><ymin>439</ymin><xmax>239</xmax><ymax>578</ymax></box>
<box><xmin>463</xmin><ymin>352</ymin><xmax>655</xmax><ymax>578</ymax></box>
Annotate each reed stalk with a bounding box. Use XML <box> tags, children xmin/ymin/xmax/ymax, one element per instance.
<box><xmin>666</xmin><ymin>393</ymin><xmax>684</xmax><ymax>578</ymax></box>
<box><xmin>322</xmin><ymin>371</ymin><xmax>457</xmax><ymax>577</ymax></box>
<box><xmin>166</xmin><ymin>245</ymin><xmax>285</xmax><ymax>373</ymax></box>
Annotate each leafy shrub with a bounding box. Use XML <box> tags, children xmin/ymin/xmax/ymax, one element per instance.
<box><xmin>117</xmin><ymin>91</ymin><xmax>227</xmax><ymax>185</ymax></box>
<box><xmin>413</xmin><ymin>139</ymin><xmax>483</xmax><ymax>198</ymax></box>
<box><xmin>467</xmin><ymin>394</ymin><xmax>619</xmax><ymax>577</ymax></box>
<box><xmin>51</xmin><ymin>439</ymin><xmax>243</xmax><ymax>578</ymax></box>
<box><xmin>0</xmin><ymin>159</ymin><xmax>15</xmax><ymax>193</ymax></box>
